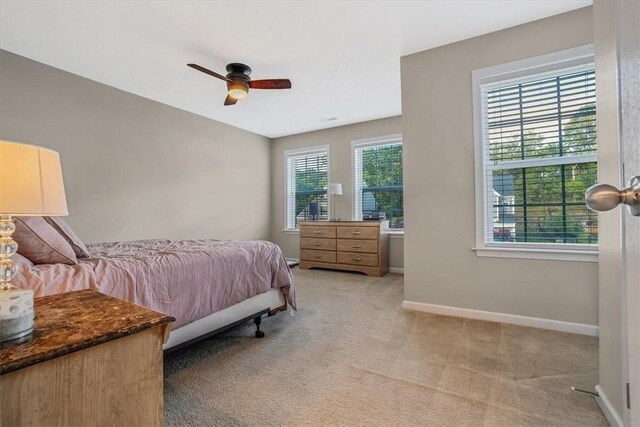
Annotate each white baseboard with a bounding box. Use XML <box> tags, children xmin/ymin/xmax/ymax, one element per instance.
<box><xmin>389</xmin><ymin>267</ymin><xmax>404</xmax><ymax>274</ymax></box>
<box><xmin>401</xmin><ymin>300</ymin><xmax>598</xmax><ymax>336</ymax></box>
<box><xmin>595</xmin><ymin>384</ymin><xmax>623</xmax><ymax>427</ymax></box>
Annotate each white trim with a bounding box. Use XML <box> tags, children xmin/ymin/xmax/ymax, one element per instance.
<box><xmin>474</xmin><ymin>44</ymin><xmax>595</xmax><ymax>85</ymax></box>
<box><xmin>472</xmin><ymin>246</ymin><xmax>598</xmax><ymax>262</ymax></box>
<box><xmin>389</xmin><ymin>267</ymin><xmax>404</xmax><ymax>274</ymax></box>
<box><xmin>472</xmin><ymin>45</ymin><xmax>598</xmax><ymax>260</ymax></box>
<box><xmin>402</xmin><ymin>300</ymin><xmax>599</xmax><ymax>336</ymax></box>
<box><xmin>351</xmin><ymin>133</ymin><xmax>403</xmax><ymax>148</ymax></box>
<box><xmin>388</xmin><ymin>232</ymin><xmax>404</xmax><ymax>239</ymax></box>
<box><xmin>284</xmin><ymin>144</ymin><xmax>331</xmax><ymax>231</ymax></box>
<box><xmin>283</xmin><ymin>229</ymin><xmax>300</xmax><ymax>235</ymax></box>
<box><xmin>595</xmin><ymin>385</ymin><xmax>624</xmax><ymax>427</ymax></box>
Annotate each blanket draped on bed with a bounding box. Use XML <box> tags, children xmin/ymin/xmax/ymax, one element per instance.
<box><xmin>14</xmin><ymin>239</ymin><xmax>296</xmax><ymax>329</ymax></box>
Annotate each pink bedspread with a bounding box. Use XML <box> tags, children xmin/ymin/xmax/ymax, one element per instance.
<box><xmin>14</xmin><ymin>239</ymin><xmax>295</xmax><ymax>329</ymax></box>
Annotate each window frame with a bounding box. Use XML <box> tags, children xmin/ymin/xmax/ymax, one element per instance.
<box><xmin>472</xmin><ymin>45</ymin><xmax>598</xmax><ymax>262</ymax></box>
<box><xmin>284</xmin><ymin>144</ymin><xmax>330</xmax><ymax>232</ymax></box>
<box><xmin>351</xmin><ymin>134</ymin><xmax>404</xmax><ymax>233</ymax></box>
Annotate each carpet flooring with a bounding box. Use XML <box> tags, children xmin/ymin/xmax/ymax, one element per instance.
<box><xmin>164</xmin><ymin>268</ymin><xmax>607</xmax><ymax>426</ymax></box>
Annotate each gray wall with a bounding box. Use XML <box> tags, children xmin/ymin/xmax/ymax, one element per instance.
<box><xmin>593</xmin><ymin>0</ymin><xmax>624</xmax><ymax>417</ymax></box>
<box><xmin>0</xmin><ymin>50</ymin><xmax>272</xmax><ymax>243</ymax></box>
<box><xmin>270</xmin><ymin>117</ymin><xmax>404</xmax><ymax>270</ymax></box>
<box><xmin>400</xmin><ymin>7</ymin><xmax>599</xmax><ymax>325</ymax></box>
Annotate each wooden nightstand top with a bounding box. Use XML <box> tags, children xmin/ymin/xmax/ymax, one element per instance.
<box><xmin>0</xmin><ymin>290</ymin><xmax>174</xmax><ymax>374</ymax></box>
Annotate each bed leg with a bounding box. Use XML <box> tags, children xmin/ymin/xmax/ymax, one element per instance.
<box><xmin>254</xmin><ymin>316</ymin><xmax>265</xmax><ymax>338</ymax></box>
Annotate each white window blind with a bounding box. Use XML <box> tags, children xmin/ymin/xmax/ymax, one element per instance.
<box><xmin>353</xmin><ymin>136</ymin><xmax>403</xmax><ymax>229</ymax></box>
<box><xmin>479</xmin><ymin>62</ymin><xmax>597</xmax><ymax>249</ymax></box>
<box><xmin>285</xmin><ymin>146</ymin><xmax>329</xmax><ymax>230</ymax></box>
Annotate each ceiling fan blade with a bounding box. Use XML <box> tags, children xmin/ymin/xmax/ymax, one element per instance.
<box><xmin>249</xmin><ymin>79</ymin><xmax>292</xmax><ymax>90</ymax></box>
<box><xmin>224</xmin><ymin>95</ymin><xmax>238</xmax><ymax>106</ymax></box>
<box><xmin>188</xmin><ymin>63</ymin><xmax>231</xmax><ymax>82</ymax></box>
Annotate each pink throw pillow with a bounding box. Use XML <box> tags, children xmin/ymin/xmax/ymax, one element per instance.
<box><xmin>13</xmin><ymin>217</ymin><xmax>78</xmax><ymax>265</ymax></box>
<box><xmin>44</xmin><ymin>217</ymin><xmax>91</xmax><ymax>258</ymax></box>
<box><xmin>12</xmin><ymin>252</ymin><xmax>33</xmax><ymax>269</ymax></box>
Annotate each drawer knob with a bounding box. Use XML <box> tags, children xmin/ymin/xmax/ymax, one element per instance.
<box><xmin>313</xmin><ymin>255</ymin><xmax>323</xmax><ymax>259</ymax></box>
<box><xmin>351</xmin><ymin>231</ymin><xmax>361</xmax><ymax>235</ymax></box>
<box><xmin>313</xmin><ymin>242</ymin><xmax>322</xmax><ymax>246</ymax></box>
<box><xmin>313</xmin><ymin>230</ymin><xmax>323</xmax><ymax>234</ymax></box>
<box><xmin>352</xmin><ymin>244</ymin><xmax>361</xmax><ymax>248</ymax></box>
<box><xmin>352</xmin><ymin>257</ymin><xmax>362</xmax><ymax>262</ymax></box>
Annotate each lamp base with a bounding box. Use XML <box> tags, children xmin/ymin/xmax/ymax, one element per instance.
<box><xmin>0</xmin><ymin>288</ymin><xmax>35</xmax><ymax>343</ymax></box>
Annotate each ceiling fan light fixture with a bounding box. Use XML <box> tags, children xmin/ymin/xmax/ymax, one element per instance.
<box><xmin>188</xmin><ymin>63</ymin><xmax>290</xmax><ymax>106</ymax></box>
<box><xmin>228</xmin><ymin>83</ymin><xmax>248</xmax><ymax>100</ymax></box>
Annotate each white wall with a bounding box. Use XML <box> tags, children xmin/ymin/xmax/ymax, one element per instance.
<box><xmin>270</xmin><ymin>117</ymin><xmax>404</xmax><ymax>270</ymax></box>
<box><xmin>400</xmin><ymin>7</ymin><xmax>599</xmax><ymax>326</ymax></box>
<box><xmin>0</xmin><ymin>50</ymin><xmax>272</xmax><ymax>243</ymax></box>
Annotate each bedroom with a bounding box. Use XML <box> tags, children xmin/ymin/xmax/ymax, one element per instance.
<box><xmin>0</xmin><ymin>1</ymin><xmax>638</xmax><ymax>426</ymax></box>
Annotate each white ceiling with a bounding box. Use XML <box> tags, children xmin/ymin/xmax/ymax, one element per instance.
<box><xmin>0</xmin><ymin>1</ymin><xmax>591</xmax><ymax>138</ymax></box>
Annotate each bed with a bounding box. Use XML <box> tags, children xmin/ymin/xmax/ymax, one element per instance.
<box><xmin>12</xmin><ymin>220</ymin><xmax>296</xmax><ymax>351</ymax></box>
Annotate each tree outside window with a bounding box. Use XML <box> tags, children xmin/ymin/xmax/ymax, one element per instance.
<box><xmin>354</xmin><ymin>139</ymin><xmax>403</xmax><ymax>230</ymax></box>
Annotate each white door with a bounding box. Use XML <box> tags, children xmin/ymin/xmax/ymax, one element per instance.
<box><xmin>587</xmin><ymin>0</ymin><xmax>639</xmax><ymax>424</ymax></box>
<box><xmin>619</xmin><ymin>0</ymin><xmax>640</xmax><ymax>423</ymax></box>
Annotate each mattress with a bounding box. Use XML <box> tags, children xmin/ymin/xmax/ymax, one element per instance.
<box><xmin>14</xmin><ymin>239</ymin><xmax>296</xmax><ymax>329</ymax></box>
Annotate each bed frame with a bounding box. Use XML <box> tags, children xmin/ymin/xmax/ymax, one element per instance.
<box><xmin>163</xmin><ymin>288</ymin><xmax>288</xmax><ymax>352</ymax></box>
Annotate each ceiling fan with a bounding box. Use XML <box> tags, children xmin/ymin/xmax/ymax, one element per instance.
<box><xmin>187</xmin><ymin>63</ymin><xmax>292</xmax><ymax>106</ymax></box>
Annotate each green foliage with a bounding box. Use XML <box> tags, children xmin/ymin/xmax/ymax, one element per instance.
<box><xmin>563</xmin><ymin>104</ymin><xmax>597</xmax><ymax>155</ymax></box>
<box><xmin>361</xmin><ymin>144</ymin><xmax>403</xmax><ymax>228</ymax></box>
<box><xmin>294</xmin><ymin>157</ymin><xmax>328</xmax><ymax>223</ymax></box>
<box><xmin>492</xmin><ymin>103</ymin><xmax>598</xmax><ymax>244</ymax></box>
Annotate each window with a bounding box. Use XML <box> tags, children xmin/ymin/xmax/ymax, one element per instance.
<box><xmin>353</xmin><ymin>135</ymin><xmax>403</xmax><ymax>230</ymax></box>
<box><xmin>473</xmin><ymin>46</ymin><xmax>597</xmax><ymax>260</ymax></box>
<box><xmin>285</xmin><ymin>146</ymin><xmax>329</xmax><ymax>230</ymax></box>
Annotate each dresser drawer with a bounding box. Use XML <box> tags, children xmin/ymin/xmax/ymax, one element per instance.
<box><xmin>300</xmin><ymin>225</ymin><xmax>337</xmax><ymax>239</ymax></box>
<box><xmin>336</xmin><ymin>226</ymin><xmax>378</xmax><ymax>240</ymax></box>
<box><xmin>301</xmin><ymin>238</ymin><xmax>337</xmax><ymax>251</ymax></box>
<box><xmin>337</xmin><ymin>239</ymin><xmax>378</xmax><ymax>253</ymax></box>
<box><xmin>301</xmin><ymin>249</ymin><xmax>337</xmax><ymax>263</ymax></box>
<box><xmin>337</xmin><ymin>252</ymin><xmax>378</xmax><ymax>267</ymax></box>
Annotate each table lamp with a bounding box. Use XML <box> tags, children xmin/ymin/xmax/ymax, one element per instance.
<box><xmin>0</xmin><ymin>140</ymin><xmax>68</xmax><ymax>342</ymax></box>
<box><xmin>328</xmin><ymin>183</ymin><xmax>342</xmax><ymax>221</ymax></box>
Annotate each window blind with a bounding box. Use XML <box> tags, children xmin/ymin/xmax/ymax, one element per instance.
<box><xmin>481</xmin><ymin>65</ymin><xmax>597</xmax><ymax>246</ymax></box>
<box><xmin>353</xmin><ymin>140</ymin><xmax>403</xmax><ymax>229</ymax></box>
<box><xmin>286</xmin><ymin>148</ymin><xmax>328</xmax><ymax>229</ymax></box>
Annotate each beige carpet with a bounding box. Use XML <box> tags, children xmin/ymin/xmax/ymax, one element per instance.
<box><xmin>164</xmin><ymin>268</ymin><xmax>607</xmax><ymax>426</ymax></box>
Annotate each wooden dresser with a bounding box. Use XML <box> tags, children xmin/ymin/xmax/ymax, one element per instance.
<box><xmin>299</xmin><ymin>221</ymin><xmax>389</xmax><ymax>276</ymax></box>
<box><xmin>1</xmin><ymin>290</ymin><xmax>174</xmax><ymax>427</ymax></box>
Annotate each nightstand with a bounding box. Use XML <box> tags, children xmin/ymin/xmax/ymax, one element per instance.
<box><xmin>0</xmin><ymin>290</ymin><xmax>174</xmax><ymax>427</ymax></box>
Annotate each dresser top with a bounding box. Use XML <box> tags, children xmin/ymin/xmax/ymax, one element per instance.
<box><xmin>0</xmin><ymin>290</ymin><xmax>174</xmax><ymax>374</ymax></box>
<box><xmin>299</xmin><ymin>220</ymin><xmax>388</xmax><ymax>227</ymax></box>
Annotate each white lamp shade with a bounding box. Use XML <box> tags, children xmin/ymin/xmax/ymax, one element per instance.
<box><xmin>328</xmin><ymin>183</ymin><xmax>343</xmax><ymax>196</ymax></box>
<box><xmin>0</xmin><ymin>140</ymin><xmax>68</xmax><ymax>216</ymax></box>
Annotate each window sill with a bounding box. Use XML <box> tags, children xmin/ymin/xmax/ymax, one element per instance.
<box><xmin>472</xmin><ymin>246</ymin><xmax>598</xmax><ymax>262</ymax></box>
<box><xmin>283</xmin><ymin>229</ymin><xmax>299</xmax><ymax>235</ymax></box>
